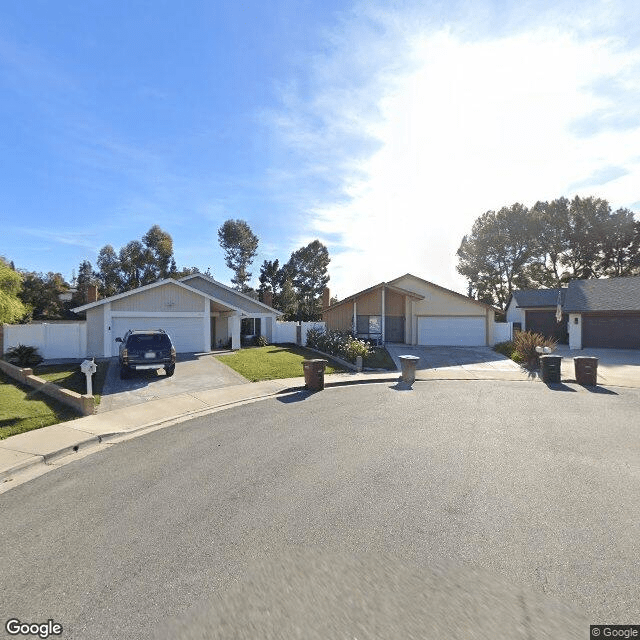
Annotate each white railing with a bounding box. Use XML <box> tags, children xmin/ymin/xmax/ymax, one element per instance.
<box><xmin>273</xmin><ymin>321</ymin><xmax>326</xmax><ymax>345</ymax></box>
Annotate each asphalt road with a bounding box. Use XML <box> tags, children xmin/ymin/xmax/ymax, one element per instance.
<box><xmin>1</xmin><ymin>380</ymin><xmax>638</xmax><ymax>639</ymax></box>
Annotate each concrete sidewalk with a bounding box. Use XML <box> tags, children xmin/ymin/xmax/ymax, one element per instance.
<box><xmin>1</xmin><ymin>353</ymin><xmax>635</xmax><ymax>485</ymax></box>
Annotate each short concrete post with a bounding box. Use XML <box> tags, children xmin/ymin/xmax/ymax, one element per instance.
<box><xmin>356</xmin><ymin>355</ymin><xmax>363</xmax><ymax>372</ymax></box>
<box><xmin>398</xmin><ymin>355</ymin><xmax>420</xmax><ymax>386</ymax></box>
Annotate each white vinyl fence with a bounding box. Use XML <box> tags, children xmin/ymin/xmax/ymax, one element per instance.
<box><xmin>3</xmin><ymin>322</ymin><xmax>87</xmax><ymax>360</ymax></box>
<box><xmin>273</xmin><ymin>321</ymin><xmax>325</xmax><ymax>345</ymax></box>
<box><xmin>493</xmin><ymin>322</ymin><xmax>513</xmax><ymax>344</ymax></box>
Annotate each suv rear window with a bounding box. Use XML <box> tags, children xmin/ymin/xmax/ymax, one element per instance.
<box><xmin>127</xmin><ymin>334</ymin><xmax>172</xmax><ymax>349</ymax></box>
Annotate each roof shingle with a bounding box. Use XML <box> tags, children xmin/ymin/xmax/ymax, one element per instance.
<box><xmin>563</xmin><ymin>276</ymin><xmax>640</xmax><ymax>312</ymax></box>
<box><xmin>511</xmin><ymin>288</ymin><xmax>565</xmax><ymax>308</ymax></box>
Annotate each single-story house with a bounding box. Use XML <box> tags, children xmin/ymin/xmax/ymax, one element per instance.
<box><xmin>72</xmin><ymin>274</ymin><xmax>282</xmax><ymax>357</ymax></box>
<box><xmin>322</xmin><ymin>273</ymin><xmax>498</xmax><ymax>346</ymax></box>
<box><xmin>505</xmin><ymin>288</ymin><xmax>568</xmax><ymax>342</ymax></box>
<box><xmin>564</xmin><ymin>276</ymin><xmax>640</xmax><ymax>350</ymax></box>
<box><xmin>507</xmin><ymin>276</ymin><xmax>640</xmax><ymax>349</ymax></box>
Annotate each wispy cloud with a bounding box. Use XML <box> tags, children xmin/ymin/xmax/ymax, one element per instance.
<box><xmin>14</xmin><ymin>227</ymin><xmax>99</xmax><ymax>250</ymax></box>
<box><xmin>267</xmin><ymin>1</ymin><xmax>640</xmax><ymax>298</ymax></box>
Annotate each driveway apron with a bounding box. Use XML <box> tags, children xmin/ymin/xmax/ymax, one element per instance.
<box><xmin>98</xmin><ymin>352</ymin><xmax>248</xmax><ymax>413</ymax></box>
<box><xmin>385</xmin><ymin>344</ymin><xmax>522</xmax><ymax>373</ymax></box>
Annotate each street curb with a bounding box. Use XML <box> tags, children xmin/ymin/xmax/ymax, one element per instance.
<box><xmin>1</xmin><ymin>371</ymin><xmax>634</xmax><ymax>485</ymax></box>
<box><xmin>0</xmin><ymin>384</ymin><xmax>307</xmax><ymax>482</ymax></box>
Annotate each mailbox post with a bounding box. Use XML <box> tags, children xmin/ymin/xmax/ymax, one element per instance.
<box><xmin>80</xmin><ymin>358</ymin><xmax>97</xmax><ymax>396</ymax></box>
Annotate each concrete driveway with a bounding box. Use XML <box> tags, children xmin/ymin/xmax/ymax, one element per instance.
<box><xmin>385</xmin><ymin>344</ymin><xmax>522</xmax><ymax>373</ymax></box>
<box><xmin>98</xmin><ymin>351</ymin><xmax>248</xmax><ymax>413</ymax></box>
<box><xmin>554</xmin><ymin>345</ymin><xmax>640</xmax><ymax>387</ymax></box>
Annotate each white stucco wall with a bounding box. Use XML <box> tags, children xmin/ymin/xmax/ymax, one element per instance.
<box><xmin>505</xmin><ymin>302</ymin><xmax>525</xmax><ymax>327</ymax></box>
<box><xmin>568</xmin><ymin>313</ymin><xmax>582</xmax><ymax>349</ymax></box>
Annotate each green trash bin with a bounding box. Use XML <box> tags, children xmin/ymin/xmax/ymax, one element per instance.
<box><xmin>540</xmin><ymin>355</ymin><xmax>562</xmax><ymax>383</ymax></box>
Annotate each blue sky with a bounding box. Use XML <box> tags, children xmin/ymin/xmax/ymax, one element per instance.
<box><xmin>2</xmin><ymin>0</ymin><xmax>640</xmax><ymax>299</ymax></box>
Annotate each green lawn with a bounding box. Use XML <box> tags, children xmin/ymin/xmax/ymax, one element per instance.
<box><xmin>363</xmin><ymin>347</ymin><xmax>397</xmax><ymax>370</ymax></box>
<box><xmin>34</xmin><ymin>361</ymin><xmax>109</xmax><ymax>405</ymax></box>
<box><xmin>216</xmin><ymin>344</ymin><xmax>346</xmax><ymax>381</ymax></box>
<box><xmin>0</xmin><ymin>372</ymin><xmax>79</xmax><ymax>440</ymax></box>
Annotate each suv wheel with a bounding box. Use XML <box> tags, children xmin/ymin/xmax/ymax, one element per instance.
<box><xmin>165</xmin><ymin>364</ymin><xmax>175</xmax><ymax>377</ymax></box>
<box><xmin>120</xmin><ymin>365</ymin><xmax>131</xmax><ymax>380</ymax></box>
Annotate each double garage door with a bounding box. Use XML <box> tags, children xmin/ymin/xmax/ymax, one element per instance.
<box><xmin>112</xmin><ymin>316</ymin><xmax>205</xmax><ymax>354</ymax></box>
<box><xmin>417</xmin><ymin>316</ymin><xmax>486</xmax><ymax>346</ymax></box>
<box><xmin>582</xmin><ymin>314</ymin><xmax>640</xmax><ymax>349</ymax></box>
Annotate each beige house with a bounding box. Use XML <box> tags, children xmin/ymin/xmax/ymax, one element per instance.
<box><xmin>323</xmin><ymin>274</ymin><xmax>497</xmax><ymax>347</ymax></box>
<box><xmin>72</xmin><ymin>274</ymin><xmax>281</xmax><ymax>357</ymax></box>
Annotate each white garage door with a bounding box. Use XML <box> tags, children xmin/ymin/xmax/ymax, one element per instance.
<box><xmin>112</xmin><ymin>316</ymin><xmax>205</xmax><ymax>354</ymax></box>
<box><xmin>417</xmin><ymin>317</ymin><xmax>486</xmax><ymax>346</ymax></box>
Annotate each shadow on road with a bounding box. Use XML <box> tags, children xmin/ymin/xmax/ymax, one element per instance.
<box><xmin>544</xmin><ymin>382</ymin><xmax>577</xmax><ymax>392</ymax></box>
<box><xmin>583</xmin><ymin>385</ymin><xmax>618</xmax><ymax>395</ymax></box>
<box><xmin>276</xmin><ymin>390</ymin><xmax>311</xmax><ymax>403</ymax></box>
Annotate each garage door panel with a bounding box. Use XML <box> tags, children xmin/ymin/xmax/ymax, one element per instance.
<box><xmin>583</xmin><ymin>314</ymin><xmax>640</xmax><ymax>349</ymax></box>
<box><xmin>418</xmin><ymin>317</ymin><xmax>486</xmax><ymax>346</ymax></box>
<box><xmin>112</xmin><ymin>316</ymin><xmax>204</xmax><ymax>353</ymax></box>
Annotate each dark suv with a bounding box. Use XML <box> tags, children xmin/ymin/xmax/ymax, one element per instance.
<box><xmin>116</xmin><ymin>329</ymin><xmax>176</xmax><ymax>379</ymax></box>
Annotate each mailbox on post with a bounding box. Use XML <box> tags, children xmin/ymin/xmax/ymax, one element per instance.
<box><xmin>80</xmin><ymin>358</ymin><xmax>97</xmax><ymax>396</ymax></box>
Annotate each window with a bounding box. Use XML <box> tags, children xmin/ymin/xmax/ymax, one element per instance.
<box><xmin>368</xmin><ymin>316</ymin><xmax>381</xmax><ymax>334</ymax></box>
<box><xmin>241</xmin><ymin>318</ymin><xmax>261</xmax><ymax>335</ymax></box>
<box><xmin>356</xmin><ymin>315</ymin><xmax>381</xmax><ymax>335</ymax></box>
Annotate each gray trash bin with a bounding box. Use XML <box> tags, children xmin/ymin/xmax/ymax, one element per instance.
<box><xmin>539</xmin><ymin>355</ymin><xmax>562</xmax><ymax>383</ymax></box>
<box><xmin>398</xmin><ymin>355</ymin><xmax>420</xmax><ymax>385</ymax></box>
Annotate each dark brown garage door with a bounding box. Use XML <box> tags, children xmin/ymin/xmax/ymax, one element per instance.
<box><xmin>525</xmin><ymin>310</ymin><xmax>568</xmax><ymax>342</ymax></box>
<box><xmin>582</xmin><ymin>313</ymin><xmax>640</xmax><ymax>349</ymax></box>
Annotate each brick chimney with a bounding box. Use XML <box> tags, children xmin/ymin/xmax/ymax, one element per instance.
<box><xmin>262</xmin><ymin>290</ymin><xmax>273</xmax><ymax>308</ymax></box>
<box><xmin>87</xmin><ymin>284</ymin><xmax>98</xmax><ymax>303</ymax></box>
<box><xmin>322</xmin><ymin>287</ymin><xmax>330</xmax><ymax>309</ymax></box>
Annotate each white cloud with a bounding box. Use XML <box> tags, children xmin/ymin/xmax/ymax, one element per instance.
<box><xmin>295</xmin><ymin>18</ymin><xmax>640</xmax><ymax>300</ymax></box>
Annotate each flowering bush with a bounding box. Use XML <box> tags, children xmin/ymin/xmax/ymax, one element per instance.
<box><xmin>306</xmin><ymin>328</ymin><xmax>371</xmax><ymax>363</ymax></box>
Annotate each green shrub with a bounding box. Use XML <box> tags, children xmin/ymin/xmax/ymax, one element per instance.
<box><xmin>253</xmin><ymin>335</ymin><xmax>268</xmax><ymax>347</ymax></box>
<box><xmin>4</xmin><ymin>344</ymin><xmax>44</xmax><ymax>367</ymax></box>
<box><xmin>306</xmin><ymin>328</ymin><xmax>371</xmax><ymax>364</ymax></box>
<box><xmin>512</xmin><ymin>331</ymin><xmax>557</xmax><ymax>369</ymax></box>
<box><xmin>493</xmin><ymin>341</ymin><xmax>514</xmax><ymax>357</ymax></box>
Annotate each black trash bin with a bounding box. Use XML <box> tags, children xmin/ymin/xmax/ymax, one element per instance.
<box><xmin>539</xmin><ymin>355</ymin><xmax>562</xmax><ymax>383</ymax></box>
<box><xmin>302</xmin><ymin>359</ymin><xmax>328</xmax><ymax>391</ymax></box>
<box><xmin>574</xmin><ymin>357</ymin><xmax>598</xmax><ymax>386</ymax></box>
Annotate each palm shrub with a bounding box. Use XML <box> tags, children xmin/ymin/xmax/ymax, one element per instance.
<box><xmin>5</xmin><ymin>344</ymin><xmax>44</xmax><ymax>367</ymax></box>
<box><xmin>512</xmin><ymin>331</ymin><xmax>557</xmax><ymax>369</ymax></box>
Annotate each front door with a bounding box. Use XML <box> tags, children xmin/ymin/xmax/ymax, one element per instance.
<box><xmin>385</xmin><ymin>316</ymin><xmax>405</xmax><ymax>343</ymax></box>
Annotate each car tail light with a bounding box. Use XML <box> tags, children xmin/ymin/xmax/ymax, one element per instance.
<box><xmin>170</xmin><ymin>346</ymin><xmax>176</xmax><ymax>360</ymax></box>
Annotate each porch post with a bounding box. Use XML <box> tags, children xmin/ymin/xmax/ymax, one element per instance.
<box><xmin>353</xmin><ymin>301</ymin><xmax>357</xmax><ymax>335</ymax></box>
<box><xmin>203</xmin><ymin>298</ymin><xmax>211</xmax><ymax>351</ymax></box>
<box><xmin>230</xmin><ymin>314</ymin><xmax>241</xmax><ymax>350</ymax></box>
<box><xmin>103</xmin><ymin>302</ymin><xmax>112</xmax><ymax>357</ymax></box>
<box><xmin>381</xmin><ymin>286</ymin><xmax>386</xmax><ymax>345</ymax></box>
